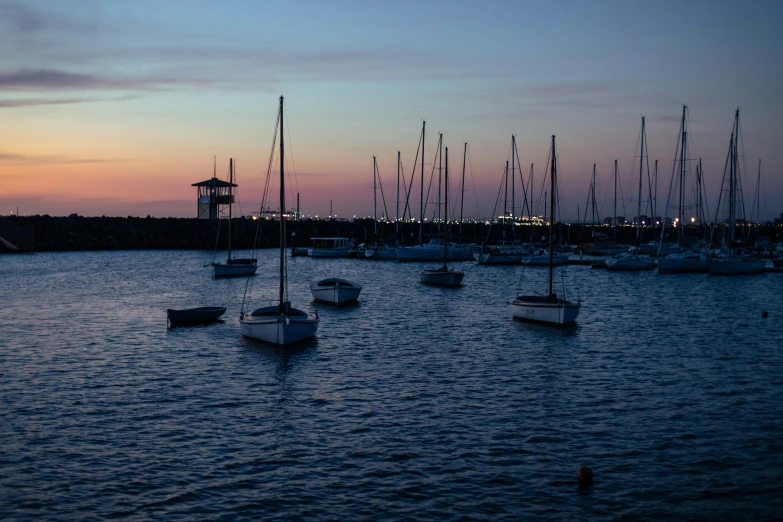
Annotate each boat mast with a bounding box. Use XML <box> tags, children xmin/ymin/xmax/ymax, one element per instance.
<box><xmin>396</xmin><ymin>151</ymin><xmax>400</xmax><ymax>240</ymax></box>
<box><xmin>637</xmin><ymin>117</ymin><xmax>645</xmax><ymax>241</ymax></box>
<box><xmin>279</xmin><ymin>96</ymin><xmax>285</xmax><ymax>308</ymax></box>
<box><xmin>613</xmin><ymin>159</ymin><xmax>618</xmax><ymax>239</ymax></box>
<box><xmin>677</xmin><ymin>106</ymin><xmax>687</xmax><ymax>251</ymax></box>
<box><xmin>730</xmin><ymin>108</ymin><xmax>739</xmax><ymax>243</ymax></box>
<box><xmin>504</xmin><ymin>161</ymin><xmax>509</xmax><ymax>228</ymax></box>
<box><xmin>373</xmin><ymin>155</ymin><xmax>377</xmax><ymax>237</ymax></box>
<box><xmin>529</xmin><ymin>164</ymin><xmax>534</xmax><ymax>220</ymax></box>
<box><xmin>696</xmin><ymin>158</ymin><xmax>702</xmax><ymax>223</ymax></box>
<box><xmin>460</xmin><ymin>142</ymin><xmax>467</xmax><ymax>237</ymax></box>
<box><xmin>756</xmin><ymin>158</ymin><xmax>761</xmax><ymax>225</ymax></box>
<box><xmin>548</xmin><ymin>136</ymin><xmax>556</xmax><ymax>297</ymax></box>
<box><xmin>512</xmin><ymin>134</ymin><xmax>516</xmax><ymax>236</ymax></box>
<box><xmin>653</xmin><ymin>159</ymin><xmax>658</xmax><ymax>231</ymax></box>
<box><xmin>591</xmin><ymin>163</ymin><xmax>597</xmax><ymax>233</ymax></box>
<box><xmin>419</xmin><ymin>121</ymin><xmax>425</xmax><ymax>245</ymax></box>
<box><xmin>228</xmin><ymin>158</ymin><xmax>233</xmax><ymax>261</ymax></box>
<box><xmin>443</xmin><ymin>147</ymin><xmax>449</xmax><ymax>270</ymax></box>
<box><xmin>438</xmin><ymin>133</ymin><xmax>443</xmax><ymax>234</ymax></box>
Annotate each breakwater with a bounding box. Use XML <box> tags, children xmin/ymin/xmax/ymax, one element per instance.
<box><xmin>0</xmin><ymin>215</ymin><xmax>778</xmax><ymax>252</ymax></box>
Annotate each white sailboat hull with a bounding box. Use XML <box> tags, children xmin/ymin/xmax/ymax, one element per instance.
<box><xmin>707</xmin><ymin>257</ymin><xmax>766</xmax><ymax>275</ymax></box>
<box><xmin>509</xmin><ymin>297</ymin><xmax>580</xmax><ymax>325</ymax></box>
<box><xmin>240</xmin><ymin>308</ymin><xmax>319</xmax><ymax>345</ymax></box>
<box><xmin>658</xmin><ymin>254</ymin><xmax>707</xmax><ymax>273</ymax></box>
<box><xmin>419</xmin><ymin>269</ymin><xmax>464</xmax><ymax>286</ymax></box>
<box><xmin>309</xmin><ymin>279</ymin><xmax>362</xmax><ymax>304</ymax></box>
<box><xmin>213</xmin><ymin>262</ymin><xmax>258</xmax><ymax>278</ymax></box>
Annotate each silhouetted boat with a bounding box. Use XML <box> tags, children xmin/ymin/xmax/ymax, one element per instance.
<box><xmin>167</xmin><ymin>307</ymin><xmax>226</xmax><ymax>326</ymax></box>
<box><xmin>211</xmin><ymin>158</ymin><xmax>258</xmax><ymax>278</ymax></box>
<box><xmin>240</xmin><ymin>96</ymin><xmax>319</xmax><ymax>345</ymax></box>
<box><xmin>510</xmin><ymin>135</ymin><xmax>580</xmax><ymax>325</ymax></box>
<box><xmin>420</xmin><ymin>145</ymin><xmax>464</xmax><ymax>287</ymax></box>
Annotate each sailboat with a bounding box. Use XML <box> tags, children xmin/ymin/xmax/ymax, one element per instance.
<box><xmin>657</xmin><ymin>106</ymin><xmax>709</xmax><ymax>273</ymax></box>
<box><xmin>706</xmin><ymin>109</ymin><xmax>766</xmax><ymax>275</ymax></box>
<box><xmin>212</xmin><ymin>158</ymin><xmax>258</xmax><ymax>278</ymax></box>
<box><xmin>476</xmin><ymin>136</ymin><xmax>529</xmax><ymax>265</ymax></box>
<box><xmin>240</xmin><ymin>96</ymin><xmax>319</xmax><ymax>345</ymax></box>
<box><xmin>420</xmin><ymin>146</ymin><xmax>464</xmax><ymax>286</ymax></box>
<box><xmin>397</xmin><ymin>125</ymin><xmax>473</xmax><ymax>262</ymax></box>
<box><xmin>510</xmin><ymin>135</ymin><xmax>580</xmax><ymax>325</ymax></box>
<box><xmin>365</xmin><ymin>155</ymin><xmax>398</xmax><ymax>260</ymax></box>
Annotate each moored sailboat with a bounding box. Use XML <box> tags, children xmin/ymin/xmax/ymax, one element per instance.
<box><xmin>420</xmin><ymin>146</ymin><xmax>464</xmax><ymax>286</ymax></box>
<box><xmin>510</xmin><ymin>135</ymin><xmax>580</xmax><ymax>325</ymax></box>
<box><xmin>211</xmin><ymin>158</ymin><xmax>258</xmax><ymax>278</ymax></box>
<box><xmin>240</xmin><ymin>96</ymin><xmax>319</xmax><ymax>345</ymax></box>
<box><xmin>706</xmin><ymin>108</ymin><xmax>765</xmax><ymax>275</ymax></box>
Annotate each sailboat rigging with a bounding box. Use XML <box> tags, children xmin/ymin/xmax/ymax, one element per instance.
<box><xmin>240</xmin><ymin>96</ymin><xmax>319</xmax><ymax>345</ymax></box>
<box><xmin>510</xmin><ymin>135</ymin><xmax>580</xmax><ymax>325</ymax></box>
<box><xmin>420</xmin><ymin>146</ymin><xmax>464</xmax><ymax>286</ymax></box>
<box><xmin>211</xmin><ymin>158</ymin><xmax>258</xmax><ymax>278</ymax></box>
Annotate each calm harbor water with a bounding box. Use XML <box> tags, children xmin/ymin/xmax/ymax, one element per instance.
<box><xmin>2</xmin><ymin>249</ymin><xmax>782</xmax><ymax>520</ymax></box>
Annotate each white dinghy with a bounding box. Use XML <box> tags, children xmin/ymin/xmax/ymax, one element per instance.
<box><xmin>420</xmin><ymin>145</ymin><xmax>464</xmax><ymax>287</ymax></box>
<box><xmin>310</xmin><ymin>278</ymin><xmax>362</xmax><ymax>304</ymax></box>
<box><xmin>240</xmin><ymin>96</ymin><xmax>319</xmax><ymax>345</ymax></box>
<box><xmin>510</xmin><ymin>135</ymin><xmax>580</xmax><ymax>326</ymax></box>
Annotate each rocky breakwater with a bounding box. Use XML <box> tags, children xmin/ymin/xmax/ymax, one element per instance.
<box><xmin>0</xmin><ymin>215</ymin><xmax>263</xmax><ymax>252</ymax></box>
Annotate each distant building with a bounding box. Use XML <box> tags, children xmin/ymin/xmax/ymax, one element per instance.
<box><xmin>191</xmin><ymin>177</ymin><xmax>236</xmax><ymax>219</ymax></box>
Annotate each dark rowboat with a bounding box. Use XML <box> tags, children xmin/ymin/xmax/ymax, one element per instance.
<box><xmin>167</xmin><ymin>307</ymin><xmax>226</xmax><ymax>327</ymax></box>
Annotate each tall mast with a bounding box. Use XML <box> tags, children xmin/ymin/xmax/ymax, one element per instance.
<box><xmin>373</xmin><ymin>155</ymin><xmax>377</xmax><ymax>236</ymax></box>
<box><xmin>591</xmin><ymin>163</ymin><xmax>596</xmax><ymax>231</ymax></box>
<box><xmin>756</xmin><ymin>158</ymin><xmax>761</xmax><ymax>225</ymax></box>
<box><xmin>548</xmin><ymin>136</ymin><xmax>556</xmax><ymax>297</ymax></box>
<box><xmin>613</xmin><ymin>159</ymin><xmax>618</xmax><ymax>239</ymax></box>
<box><xmin>511</xmin><ymin>135</ymin><xmax>516</xmax><ymax>235</ymax></box>
<box><xmin>438</xmin><ymin>133</ymin><xmax>443</xmax><ymax>233</ymax></box>
<box><xmin>228</xmin><ymin>158</ymin><xmax>233</xmax><ymax>260</ymax></box>
<box><xmin>460</xmin><ymin>142</ymin><xmax>467</xmax><ymax>236</ymax></box>
<box><xmin>419</xmin><ymin>121</ymin><xmax>425</xmax><ymax>245</ymax></box>
<box><xmin>443</xmin><ymin>146</ymin><xmax>449</xmax><ymax>269</ymax></box>
<box><xmin>696</xmin><ymin>158</ymin><xmax>704</xmax><ymax>223</ymax></box>
<box><xmin>504</xmin><ymin>161</ymin><xmax>509</xmax><ymax>227</ymax></box>
<box><xmin>677</xmin><ymin>106</ymin><xmax>687</xmax><ymax>250</ymax></box>
<box><xmin>279</xmin><ymin>96</ymin><xmax>285</xmax><ymax>308</ymax></box>
<box><xmin>396</xmin><ymin>151</ymin><xmax>400</xmax><ymax>239</ymax></box>
<box><xmin>730</xmin><ymin>108</ymin><xmax>739</xmax><ymax>242</ymax></box>
<box><xmin>637</xmin><ymin>117</ymin><xmax>645</xmax><ymax>240</ymax></box>
<box><xmin>529</xmin><ymin>164</ymin><xmax>534</xmax><ymax>220</ymax></box>
<box><xmin>653</xmin><ymin>160</ymin><xmax>658</xmax><ymax>231</ymax></box>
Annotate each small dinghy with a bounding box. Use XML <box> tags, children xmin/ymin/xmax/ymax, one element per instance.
<box><xmin>167</xmin><ymin>306</ymin><xmax>226</xmax><ymax>327</ymax></box>
<box><xmin>310</xmin><ymin>278</ymin><xmax>362</xmax><ymax>304</ymax></box>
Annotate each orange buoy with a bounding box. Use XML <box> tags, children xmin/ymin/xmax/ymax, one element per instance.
<box><xmin>577</xmin><ymin>466</ymin><xmax>594</xmax><ymax>485</ymax></box>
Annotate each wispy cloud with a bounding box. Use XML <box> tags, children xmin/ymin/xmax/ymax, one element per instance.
<box><xmin>0</xmin><ymin>152</ymin><xmax>115</xmax><ymax>165</ymax></box>
<box><xmin>0</xmin><ymin>94</ymin><xmax>141</xmax><ymax>108</ymax></box>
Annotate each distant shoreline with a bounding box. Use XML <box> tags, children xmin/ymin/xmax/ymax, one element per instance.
<box><xmin>1</xmin><ymin>215</ymin><xmax>779</xmax><ymax>253</ymax></box>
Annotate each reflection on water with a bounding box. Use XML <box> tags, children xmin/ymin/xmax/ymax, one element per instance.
<box><xmin>1</xmin><ymin>249</ymin><xmax>782</xmax><ymax>520</ymax></box>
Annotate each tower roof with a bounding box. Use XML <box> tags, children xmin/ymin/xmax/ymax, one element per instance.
<box><xmin>191</xmin><ymin>177</ymin><xmax>237</xmax><ymax>188</ymax></box>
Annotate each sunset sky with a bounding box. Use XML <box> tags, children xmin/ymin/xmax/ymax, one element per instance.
<box><xmin>1</xmin><ymin>0</ymin><xmax>781</xmax><ymax>221</ymax></box>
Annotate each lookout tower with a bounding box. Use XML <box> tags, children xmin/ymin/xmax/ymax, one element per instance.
<box><xmin>192</xmin><ymin>176</ymin><xmax>236</xmax><ymax>219</ymax></box>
